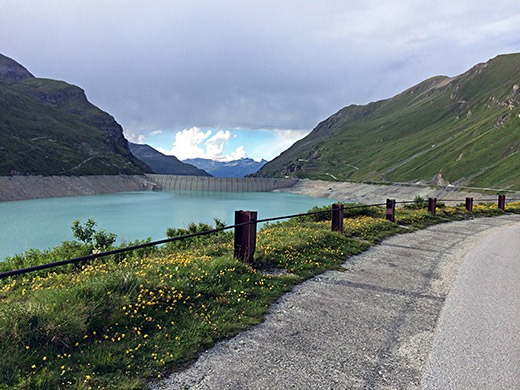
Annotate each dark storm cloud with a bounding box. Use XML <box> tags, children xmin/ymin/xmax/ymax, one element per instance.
<box><xmin>2</xmin><ymin>0</ymin><xmax>520</xmax><ymax>138</ymax></box>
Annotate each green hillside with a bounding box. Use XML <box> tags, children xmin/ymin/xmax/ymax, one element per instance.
<box><xmin>254</xmin><ymin>53</ymin><xmax>520</xmax><ymax>190</ymax></box>
<box><xmin>0</xmin><ymin>54</ymin><xmax>151</xmax><ymax>176</ymax></box>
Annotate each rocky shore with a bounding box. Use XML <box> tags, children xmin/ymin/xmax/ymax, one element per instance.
<box><xmin>1</xmin><ymin>175</ymin><xmax>517</xmax><ymax>205</ymax></box>
<box><xmin>276</xmin><ymin>179</ymin><xmax>520</xmax><ymax>205</ymax></box>
<box><xmin>0</xmin><ymin>175</ymin><xmax>159</xmax><ymax>202</ymax></box>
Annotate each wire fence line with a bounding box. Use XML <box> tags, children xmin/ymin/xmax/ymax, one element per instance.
<box><xmin>1</xmin><ymin>196</ymin><xmax>518</xmax><ymax>279</ymax></box>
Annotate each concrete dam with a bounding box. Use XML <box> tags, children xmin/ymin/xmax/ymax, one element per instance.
<box><xmin>146</xmin><ymin>174</ymin><xmax>298</xmax><ymax>192</ymax></box>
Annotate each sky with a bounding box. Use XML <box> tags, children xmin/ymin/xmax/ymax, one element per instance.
<box><xmin>2</xmin><ymin>0</ymin><xmax>520</xmax><ymax>161</ymax></box>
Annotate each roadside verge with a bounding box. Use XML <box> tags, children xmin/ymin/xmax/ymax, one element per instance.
<box><xmin>151</xmin><ymin>215</ymin><xmax>520</xmax><ymax>390</ymax></box>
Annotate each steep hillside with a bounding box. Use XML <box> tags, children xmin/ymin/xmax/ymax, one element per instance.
<box><xmin>254</xmin><ymin>53</ymin><xmax>520</xmax><ymax>190</ymax></box>
<box><xmin>128</xmin><ymin>143</ymin><xmax>211</xmax><ymax>176</ymax></box>
<box><xmin>184</xmin><ymin>158</ymin><xmax>267</xmax><ymax>177</ymax></box>
<box><xmin>0</xmin><ymin>54</ymin><xmax>151</xmax><ymax>175</ymax></box>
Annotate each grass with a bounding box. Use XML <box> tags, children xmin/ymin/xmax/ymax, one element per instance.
<box><xmin>1</xmin><ymin>201</ymin><xmax>520</xmax><ymax>389</ymax></box>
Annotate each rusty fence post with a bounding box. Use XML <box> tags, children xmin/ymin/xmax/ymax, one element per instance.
<box><xmin>498</xmin><ymin>194</ymin><xmax>506</xmax><ymax>210</ymax></box>
<box><xmin>331</xmin><ymin>203</ymin><xmax>344</xmax><ymax>232</ymax></box>
<box><xmin>465</xmin><ymin>197</ymin><xmax>473</xmax><ymax>212</ymax></box>
<box><xmin>428</xmin><ymin>197</ymin><xmax>437</xmax><ymax>215</ymax></box>
<box><xmin>234</xmin><ymin>210</ymin><xmax>257</xmax><ymax>264</ymax></box>
<box><xmin>386</xmin><ymin>199</ymin><xmax>395</xmax><ymax>223</ymax></box>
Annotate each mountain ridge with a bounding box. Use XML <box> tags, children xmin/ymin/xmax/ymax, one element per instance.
<box><xmin>0</xmin><ymin>54</ymin><xmax>34</xmax><ymax>81</ymax></box>
<box><xmin>0</xmin><ymin>53</ymin><xmax>151</xmax><ymax>176</ymax></box>
<box><xmin>253</xmin><ymin>53</ymin><xmax>520</xmax><ymax>190</ymax></box>
<box><xmin>128</xmin><ymin>143</ymin><xmax>211</xmax><ymax>176</ymax></box>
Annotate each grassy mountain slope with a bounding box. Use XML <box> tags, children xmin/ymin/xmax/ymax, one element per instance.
<box><xmin>0</xmin><ymin>54</ymin><xmax>151</xmax><ymax>175</ymax></box>
<box><xmin>254</xmin><ymin>53</ymin><xmax>520</xmax><ymax>190</ymax></box>
<box><xmin>128</xmin><ymin>143</ymin><xmax>211</xmax><ymax>176</ymax></box>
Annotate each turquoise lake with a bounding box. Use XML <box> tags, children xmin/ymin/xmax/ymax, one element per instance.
<box><xmin>0</xmin><ymin>190</ymin><xmax>335</xmax><ymax>260</ymax></box>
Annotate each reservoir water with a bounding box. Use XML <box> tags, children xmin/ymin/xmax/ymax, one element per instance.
<box><xmin>0</xmin><ymin>190</ymin><xmax>335</xmax><ymax>260</ymax></box>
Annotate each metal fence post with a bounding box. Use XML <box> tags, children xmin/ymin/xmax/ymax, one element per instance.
<box><xmin>428</xmin><ymin>198</ymin><xmax>437</xmax><ymax>215</ymax></box>
<box><xmin>386</xmin><ymin>199</ymin><xmax>395</xmax><ymax>223</ymax></box>
<box><xmin>234</xmin><ymin>210</ymin><xmax>257</xmax><ymax>264</ymax></box>
<box><xmin>498</xmin><ymin>194</ymin><xmax>506</xmax><ymax>210</ymax></box>
<box><xmin>465</xmin><ymin>197</ymin><xmax>473</xmax><ymax>212</ymax></box>
<box><xmin>331</xmin><ymin>203</ymin><xmax>344</xmax><ymax>232</ymax></box>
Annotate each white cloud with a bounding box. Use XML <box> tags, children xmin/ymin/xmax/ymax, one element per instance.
<box><xmin>205</xmin><ymin>130</ymin><xmax>235</xmax><ymax>157</ymax></box>
<box><xmin>158</xmin><ymin>127</ymin><xmax>211</xmax><ymax>159</ymax></box>
<box><xmin>245</xmin><ymin>129</ymin><xmax>311</xmax><ymax>161</ymax></box>
<box><xmin>218</xmin><ymin>145</ymin><xmax>247</xmax><ymax>162</ymax></box>
<box><xmin>150</xmin><ymin>130</ymin><xmax>163</xmax><ymax>136</ymax></box>
<box><xmin>158</xmin><ymin>127</ymin><xmax>248</xmax><ymax>161</ymax></box>
<box><xmin>273</xmin><ymin>129</ymin><xmax>311</xmax><ymax>147</ymax></box>
<box><xmin>125</xmin><ymin>133</ymin><xmax>147</xmax><ymax>143</ymax></box>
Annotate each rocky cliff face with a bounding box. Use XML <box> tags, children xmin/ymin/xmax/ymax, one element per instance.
<box><xmin>0</xmin><ymin>53</ymin><xmax>34</xmax><ymax>81</ymax></box>
<box><xmin>0</xmin><ymin>54</ymin><xmax>151</xmax><ymax>176</ymax></box>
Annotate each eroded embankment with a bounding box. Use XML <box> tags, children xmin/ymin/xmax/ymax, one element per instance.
<box><xmin>0</xmin><ymin>175</ymin><xmax>298</xmax><ymax>202</ymax></box>
<box><xmin>276</xmin><ymin>179</ymin><xmax>520</xmax><ymax>205</ymax></box>
<box><xmin>2</xmin><ymin>175</ymin><xmax>518</xmax><ymax>204</ymax></box>
<box><xmin>0</xmin><ymin>175</ymin><xmax>159</xmax><ymax>202</ymax></box>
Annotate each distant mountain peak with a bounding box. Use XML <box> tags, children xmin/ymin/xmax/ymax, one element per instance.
<box><xmin>0</xmin><ymin>54</ymin><xmax>34</xmax><ymax>81</ymax></box>
<box><xmin>182</xmin><ymin>157</ymin><xmax>267</xmax><ymax>177</ymax></box>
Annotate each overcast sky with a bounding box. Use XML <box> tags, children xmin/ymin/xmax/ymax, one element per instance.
<box><xmin>2</xmin><ymin>0</ymin><xmax>520</xmax><ymax>160</ymax></box>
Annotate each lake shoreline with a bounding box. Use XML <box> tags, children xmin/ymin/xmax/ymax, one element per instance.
<box><xmin>0</xmin><ymin>175</ymin><xmax>159</xmax><ymax>202</ymax></box>
<box><xmin>1</xmin><ymin>175</ymin><xmax>518</xmax><ymax>205</ymax></box>
<box><xmin>0</xmin><ymin>190</ymin><xmax>334</xmax><ymax>260</ymax></box>
<box><xmin>276</xmin><ymin>179</ymin><xmax>520</xmax><ymax>205</ymax></box>
<box><xmin>0</xmin><ymin>175</ymin><xmax>296</xmax><ymax>202</ymax></box>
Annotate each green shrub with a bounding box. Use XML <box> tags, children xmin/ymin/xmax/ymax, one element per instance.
<box><xmin>295</xmin><ymin>202</ymin><xmax>383</xmax><ymax>222</ymax></box>
<box><xmin>165</xmin><ymin>218</ymin><xmax>230</xmax><ymax>250</ymax></box>
<box><xmin>72</xmin><ymin>218</ymin><xmax>117</xmax><ymax>251</ymax></box>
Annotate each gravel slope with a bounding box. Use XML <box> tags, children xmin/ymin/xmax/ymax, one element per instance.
<box><xmin>0</xmin><ymin>175</ymin><xmax>158</xmax><ymax>202</ymax></box>
<box><xmin>276</xmin><ymin>179</ymin><xmax>520</xmax><ymax>206</ymax></box>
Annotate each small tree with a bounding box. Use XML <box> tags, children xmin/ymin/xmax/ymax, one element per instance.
<box><xmin>72</xmin><ymin>218</ymin><xmax>117</xmax><ymax>252</ymax></box>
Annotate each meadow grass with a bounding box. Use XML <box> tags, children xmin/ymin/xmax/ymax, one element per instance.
<box><xmin>1</xmin><ymin>201</ymin><xmax>519</xmax><ymax>389</ymax></box>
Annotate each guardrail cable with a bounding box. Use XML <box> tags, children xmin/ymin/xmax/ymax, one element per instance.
<box><xmin>1</xmin><ymin>196</ymin><xmax>516</xmax><ymax>279</ymax></box>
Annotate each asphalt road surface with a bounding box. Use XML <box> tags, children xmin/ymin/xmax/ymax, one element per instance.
<box><xmin>422</xmin><ymin>218</ymin><xmax>520</xmax><ymax>389</ymax></box>
<box><xmin>150</xmin><ymin>215</ymin><xmax>520</xmax><ymax>390</ymax></box>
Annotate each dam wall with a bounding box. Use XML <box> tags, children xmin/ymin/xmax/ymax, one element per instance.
<box><xmin>146</xmin><ymin>174</ymin><xmax>298</xmax><ymax>192</ymax></box>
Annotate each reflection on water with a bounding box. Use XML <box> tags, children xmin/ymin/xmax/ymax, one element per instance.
<box><xmin>0</xmin><ymin>190</ymin><xmax>335</xmax><ymax>260</ymax></box>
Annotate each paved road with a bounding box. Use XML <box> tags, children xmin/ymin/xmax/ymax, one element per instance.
<box><xmin>150</xmin><ymin>215</ymin><xmax>520</xmax><ymax>390</ymax></box>
<box><xmin>422</xmin><ymin>219</ymin><xmax>520</xmax><ymax>389</ymax></box>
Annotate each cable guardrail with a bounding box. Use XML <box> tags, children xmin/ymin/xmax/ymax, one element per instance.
<box><xmin>1</xmin><ymin>195</ymin><xmax>518</xmax><ymax>279</ymax></box>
